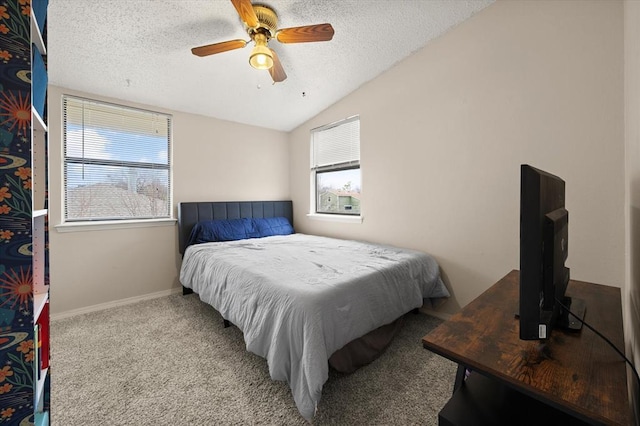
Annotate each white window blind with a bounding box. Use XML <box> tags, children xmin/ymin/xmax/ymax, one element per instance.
<box><xmin>63</xmin><ymin>96</ymin><xmax>172</xmax><ymax>222</ymax></box>
<box><xmin>311</xmin><ymin>115</ymin><xmax>360</xmax><ymax>171</ymax></box>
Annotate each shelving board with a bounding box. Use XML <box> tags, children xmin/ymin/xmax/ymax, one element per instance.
<box><xmin>33</xmin><ymin>292</ymin><xmax>48</xmax><ymax>321</ymax></box>
<box><xmin>32</xmin><ymin>106</ymin><xmax>47</xmax><ymax>132</ymax></box>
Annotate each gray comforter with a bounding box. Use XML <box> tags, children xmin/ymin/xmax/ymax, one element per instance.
<box><xmin>179</xmin><ymin>233</ymin><xmax>449</xmax><ymax>420</ymax></box>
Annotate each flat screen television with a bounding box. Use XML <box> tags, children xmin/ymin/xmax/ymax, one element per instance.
<box><xmin>519</xmin><ymin>164</ymin><xmax>585</xmax><ymax>340</ymax></box>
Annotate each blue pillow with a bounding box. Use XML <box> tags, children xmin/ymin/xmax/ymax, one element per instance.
<box><xmin>253</xmin><ymin>217</ymin><xmax>294</xmax><ymax>237</ymax></box>
<box><xmin>187</xmin><ymin>217</ymin><xmax>294</xmax><ymax>247</ymax></box>
<box><xmin>188</xmin><ymin>218</ymin><xmax>260</xmax><ymax>246</ymax></box>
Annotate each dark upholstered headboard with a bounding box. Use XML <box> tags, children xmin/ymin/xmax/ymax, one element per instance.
<box><xmin>178</xmin><ymin>201</ymin><xmax>293</xmax><ymax>255</ymax></box>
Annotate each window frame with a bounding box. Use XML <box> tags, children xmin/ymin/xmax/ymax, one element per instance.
<box><xmin>60</xmin><ymin>95</ymin><xmax>174</xmax><ymax>229</ymax></box>
<box><xmin>309</xmin><ymin>115</ymin><xmax>362</xmax><ymax>220</ymax></box>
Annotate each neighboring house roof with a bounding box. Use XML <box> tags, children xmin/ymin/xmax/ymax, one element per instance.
<box><xmin>321</xmin><ymin>189</ymin><xmax>361</xmax><ymax>200</ymax></box>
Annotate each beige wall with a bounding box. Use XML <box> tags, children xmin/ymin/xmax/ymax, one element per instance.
<box><xmin>624</xmin><ymin>0</ymin><xmax>640</xmax><ymax>422</ymax></box>
<box><xmin>48</xmin><ymin>85</ymin><xmax>289</xmax><ymax>315</ymax></box>
<box><xmin>289</xmin><ymin>0</ymin><xmax>625</xmax><ymax>315</ymax></box>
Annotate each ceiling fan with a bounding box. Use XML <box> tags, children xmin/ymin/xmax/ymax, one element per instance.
<box><xmin>191</xmin><ymin>0</ymin><xmax>335</xmax><ymax>83</ymax></box>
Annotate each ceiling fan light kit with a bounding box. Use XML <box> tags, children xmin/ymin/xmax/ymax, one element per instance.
<box><xmin>249</xmin><ymin>33</ymin><xmax>273</xmax><ymax>70</ymax></box>
<box><xmin>191</xmin><ymin>0</ymin><xmax>335</xmax><ymax>83</ymax></box>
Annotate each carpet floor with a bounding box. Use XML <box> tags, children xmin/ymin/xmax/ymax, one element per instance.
<box><xmin>51</xmin><ymin>293</ymin><xmax>456</xmax><ymax>425</ymax></box>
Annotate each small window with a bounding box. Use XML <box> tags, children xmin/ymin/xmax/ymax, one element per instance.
<box><xmin>310</xmin><ymin>116</ymin><xmax>360</xmax><ymax>215</ymax></box>
<box><xmin>63</xmin><ymin>96</ymin><xmax>172</xmax><ymax>222</ymax></box>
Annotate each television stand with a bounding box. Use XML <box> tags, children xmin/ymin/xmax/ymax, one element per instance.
<box><xmin>557</xmin><ymin>296</ymin><xmax>586</xmax><ymax>331</ymax></box>
<box><xmin>423</xmin><ymin>270</ymin><xmax>630</xmax><ymax>425</ymax></box>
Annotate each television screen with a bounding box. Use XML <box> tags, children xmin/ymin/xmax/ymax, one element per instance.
<box><xmin>519</xmin><ymin>164</ymin><xmax>584</xmax><ymax>340</ymax></box>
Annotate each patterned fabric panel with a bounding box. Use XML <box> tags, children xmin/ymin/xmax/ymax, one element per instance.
<box><xmin>0</xmin><ymin>0</ymin><xmax>48</xmax><ymax>424</ymax></box>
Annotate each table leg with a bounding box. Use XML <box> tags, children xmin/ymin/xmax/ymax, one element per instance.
<box><xmin>453</xmin><ymin>364</ymin><xmax>467</xmax><ymax>395</ymax></box>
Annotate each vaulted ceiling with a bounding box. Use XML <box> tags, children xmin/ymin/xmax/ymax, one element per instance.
<box><xmin>47</xmin><ymin>0</ymin><xmax>494</xmax><ymax>132</ymax></box>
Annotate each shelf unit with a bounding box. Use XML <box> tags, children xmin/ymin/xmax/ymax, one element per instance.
<box><xmin>0</xmin><ymin>1</ymin><xmax>50</xmax><ymax>425</ymax></box>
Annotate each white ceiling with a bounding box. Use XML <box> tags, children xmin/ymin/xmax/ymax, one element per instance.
<box><xmin>47</xmin><ymin>0</ymin><xmax>494</xmax><ymax>132</ymax></box>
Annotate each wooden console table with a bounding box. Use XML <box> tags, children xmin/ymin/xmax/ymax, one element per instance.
<box><xmin>423</xmin><ymin>270</ymin><xmax>631</xmax><ymax>425</ymax></box>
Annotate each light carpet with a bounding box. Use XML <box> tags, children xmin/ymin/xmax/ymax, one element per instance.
<box><xmin>51</xmin><ymin>293</ymin><xmax>456</xmax><ymax>425</ymax></box>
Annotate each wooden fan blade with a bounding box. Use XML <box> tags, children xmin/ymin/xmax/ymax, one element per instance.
<box><xmin>275</xmin><ymin>23</ymin><xmax>334</xmax><ymax>44</ymax></box>
<box><xmin>231</xmin><ymin>0</ymin><xmax>258</xmax><ymax>28</ymax></box>
<box><xmin>191</xmin><ymin>39</ymin><xmax>247</xmax><ymax>57</ymax></box>
<box><xmin>269</xmin><ymin>49</ymin><xmax>287</xmax><ymax>83</ymax></box>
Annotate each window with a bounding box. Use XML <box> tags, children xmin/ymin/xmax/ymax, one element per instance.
<box><xmin>63</xmin><ymin>96</ymin><xmax>172</xmax><ymax>222</ymax></box>
<box><xmin>310</xmin><ymin>116</ymin><xmax>360</xmax><ymax>216</ymax></box>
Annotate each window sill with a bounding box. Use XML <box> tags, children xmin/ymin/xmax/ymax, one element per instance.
<box><xmin>55</xmin><ymin>218</ymin><xmax>176</xmax><ymax>233</ymax></box>
<box><xmin>306</xmin><ymin>213</ymin><xmax>363</xmax><ymax>224</ymax></box>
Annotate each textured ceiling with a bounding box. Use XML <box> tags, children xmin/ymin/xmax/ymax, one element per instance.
<box><xmin>47</xmin><ymin>0</ymin><xmax>494</xmax><ymax>132</ymax></box>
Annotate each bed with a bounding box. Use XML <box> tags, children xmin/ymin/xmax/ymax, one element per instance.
<box><xmin>178</xmin><ymin>201</ymin><xmax>450</xmax><ymax>420</ymax></box>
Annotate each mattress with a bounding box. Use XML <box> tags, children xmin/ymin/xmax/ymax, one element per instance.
<box><xmin>179</xmin><ymin>233</ymin><xmax>449</xmax><ymax>420</ymax></box>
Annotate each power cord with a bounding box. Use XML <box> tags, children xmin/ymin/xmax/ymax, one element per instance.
<box><xmin>556</xmin><ymin>297</ymin><xmax>640</xmax><ymax>390</ymax></box>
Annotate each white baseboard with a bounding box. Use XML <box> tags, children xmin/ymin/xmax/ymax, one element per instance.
<box><xmin>51</xmin><ymin>288</ymin><xmax>452</xmax><ymax>322</ymax></box>
<box><xmin>51</xmin><ymin>287</ymin><xmax>183</xmax><ymax>321</ymax></box>
<box><xmin>420</xmin><ymin>307</ymin><xmax>452</xmax><ymax>321</ymax></box>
